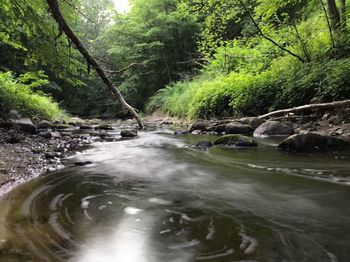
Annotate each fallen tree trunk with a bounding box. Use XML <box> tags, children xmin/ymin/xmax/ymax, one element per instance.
<box><xmin>258</xmin><ymin>99</ymin><xmax>350</xmax><ymax>119</ymax></box>
<box><xmin>46</xmin><ymin>0</ymin><xmax>143</xmax><ymax>129</ymax></box>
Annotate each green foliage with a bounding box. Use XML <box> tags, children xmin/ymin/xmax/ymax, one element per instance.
<box><xmin>0</xmin><ymin>72</ymin><xmax>64</xmax><ymax>119</ymax></box>
<box><xmin>150</xmin><ymin>57</ymin><xmax>350</xmax><ymax>118</ymax></box>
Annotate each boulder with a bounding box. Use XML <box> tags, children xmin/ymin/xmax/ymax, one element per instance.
<box><xmin>95</xmin><ymin>124</ymin><xmax>113</xmax><ymax>130</ymax></box>
<box><xmin>253</xmin><ymin>121</ymin><xmax>294</xmax><ymax>137</ymax></box>
<box><xmin>213</xmin><ymin>134</ymin><xmax>258</xmax><ymax>147</ymax></box>
<box><xmin>238</xmin><ymin>117</ymin><xmax>265</xmax><ymax>130</ymax></box>
<box><xmin>210</xmin><ymin>124</ymin><xmax>227</xmax><ymax>134</ymax></box>
<box><xmin>195</xmin><ymin>139</ymin><xmax>213</xmax><ymax>149</ymax></box>
<box><xmin>278</xmin><ymin>133</ymin><xmax>350</xmax><ymax>153</ymax></box>
<box><xmin>8</xmin><ymin>110</ymin><xmax>21</xmax><ymax>119</ymax></box>
<box><xmin>226</xmin><ymin>122</ymin><xmax>253</xmax><ymax>135</ymax></box>
<box><xmin>121</xmin><ymin>129</ymin><xmax>138</xmax><ymax>137</ymax></box>
<box><xmin>189</xmin><ymin>122</ymin><xmax>207</xmax><ymax>132</ymax></box>
<box><xmin>14</xmin><ymin>118</ymin><xmax>36</xmax><ymax>134</ymax></box>
<box><xmin>37</xmin><ymin>120</ymin><xmax>52</xmax><ymax>129</ymax></box>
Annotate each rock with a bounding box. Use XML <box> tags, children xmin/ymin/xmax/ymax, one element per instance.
<box><xmin>278</xmin><ymin>133</ymin><xmax>350</xmax><ymax>153</ymax></box>
<box><xmin>79</xmin><ymin>125</ymin><xmax>94</xmax><ymax>130</ymax></box>
<box><xmin>8</xmin><ymin>110</ymin><xmax>21</xmax><ymax>119</ymax></box>
<box><xmin>328</xmin><ymin>115</ymin><xmax>342</xmax><ymax>125</ymax></box>
<box><xmin>39</xmin><ymin>131</ymin><xmax>61</xmax><ymax>139</ymax></box>
<box><xmin>209</xmin><ymin>124</ymin><xmax>227</xmax><ymax>134</ymax></box>
<box><xmin>191</xmin><ymin>130</ymin><xmax>202</xmax><ymax>135</ymax></box>
<box><xmin>37</xmin><ymin>120</ymin><xmax>52</xmax><ymax>129</ymax></box>
<box><xmin>195</xmin><ymin>139</ymin><xmax>213</xmax><ymax>149</ymax></box>
<box><xmin>238</xmin><ymin>117</ymin><xmax>265</xmax><ymax>130</ymax></box>
<box><xmin>0</xmin><ymin>239</ymin><xmax>11</xmax><ymax>252</ymax></box>
<box><xmin>213</xmin><ymin>134</ymin><xmax>258</xmax><ymax>147</ymax></box>
<box><xmin>52</xmin><ymin>124</ymin><xmax>74</xmax><ymax>130</ymax></box>
<box><xmin>95</xmin><ymin>124</ymin><xmax>113</xmax><ymax>130</ymax></box>
<box><xmin>322</xmin><ymin>112</ymin><xmax>330</xmax><ymax>121</ymax></box>
<box><xmin>121</xmin><ymin>129</ymin><xmax>138</xmax><ymax>137</ymax></box>
<box><xmin>189</xmin><ymin>122</ymin><xmax>207</xmax><ymax>132</ymax></box>
<box><xmin>335</xmin><ymin>128</ymin><xmax>344</xmax><ymax>136</ymax></box>
<box><xmin>14</xmin><ymin>118</ymin><xmax>36</xmax><ymax>134</ymax></box>
<box><xmin>45</xmin><ymin>152</ymin><xmax>57</xmax><ymax>159</ymax></box>
<box><xmin>0</xmin><ymin>121</ymin><xmax>11</xmax><ymax>129</ymax></box>
<box><xmin>6</xmin><ymin>136</ymin><xmax>21</xmax><ymax>144</ymax></box>
<box><xmin>226</xmin><ymin>122</ymin><xmax>253</xmax><ymax>135</ymax></box>
<box><xmin>174</xmin><ymin>130</ymin><xmax>190</xmax><ymax>135</ymax></box>
<box><xmin>253</xmin><ymin>121</ymin><xmax>294</xmax><ymax>137</ymax></box>
<box><xmin>75</xmin><ymin>161</ymin><xmax>92</xmax><ymax>166</ymax></box>
<box><xmin>69</xmin><ymin>117</ymin><xmax>85</xmax><ymax>125</ymax></box>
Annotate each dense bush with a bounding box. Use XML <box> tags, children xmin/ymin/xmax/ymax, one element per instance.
<box><xmin>0</xmin><ymin>72</ymin><xmax>65</xmax><ymax>119</ymax></box>
<box><xmin>148</xmin><ymin>57</ymin><xmax>350</xmax><ymax>119</ymax></box>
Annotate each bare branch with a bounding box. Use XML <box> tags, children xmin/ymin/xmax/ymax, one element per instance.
<box><xmin>238</xmin><ymin>0</ymin><xmax>305</xmax><ymax>63</ymax></box>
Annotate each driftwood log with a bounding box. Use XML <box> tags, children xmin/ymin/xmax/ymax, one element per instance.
<box><xmin>46</xmin><ymin>0</ymin><xmax>143</xmax><ymax>129</ymax></box>
<box><xmin>259</xmin><ymin>99</ymin><xmax>350</xmax><ymax>119</ymax></box>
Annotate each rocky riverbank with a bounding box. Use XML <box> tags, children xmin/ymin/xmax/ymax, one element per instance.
<box><xmin>0</xmin><ymin>115</ymin><xmax>124</xmax><ymax>197</ymax></box>
<box><xmin>163</xmin><ymin>108</ymin><xmax>350</xmax><ymax>152</ymax></box>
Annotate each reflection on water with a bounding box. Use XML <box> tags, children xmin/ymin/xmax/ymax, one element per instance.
<box><xmin>0</xmin><ymin>130</ymin><xmax>350</xmax><ymax>261</ymax></box>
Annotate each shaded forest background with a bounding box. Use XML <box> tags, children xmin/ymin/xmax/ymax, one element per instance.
<box><xmin>0</xmin><ymin>0</ymin><xmax>349</xmax><ymax>120</ymax></box>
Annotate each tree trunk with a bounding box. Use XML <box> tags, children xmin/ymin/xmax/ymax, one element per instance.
<box><xmin>327</xmin><ymin>0</ymin><xmax>341</xmax><ymax>33</ymax></box>
<box><xmin>258</xmin><ymin>100</ymin><xmax>350</xmax><ymax>119</ymax></box>
<box><xmin>45</xmin><ymin>0</ymin><xmax>144</xmax><ymax>129</ymax></box>
<box><xmin>340</xmin><ymin>0</ymin><xmax>347</xmax><ymax>28</ymax></box>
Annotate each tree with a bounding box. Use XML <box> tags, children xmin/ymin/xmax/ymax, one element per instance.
<box><xmin>45</xmin><ymin>0</ymin><xmax>143</xmax><ymax>128</ymax></box>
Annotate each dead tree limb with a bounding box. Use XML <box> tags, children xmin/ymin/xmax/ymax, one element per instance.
<box><xmin>258</xmin><ymin>99</ymin><xmax>350</xmax><ymax>119</ymax></box>
<box><xmin>46</xmin><ymin>0</ymin><xmax>143</xmax><ymax>129</ymax></box>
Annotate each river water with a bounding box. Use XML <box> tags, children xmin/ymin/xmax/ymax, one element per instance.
<box><xmin>1</xmin><ymin>128</ymin><xmax>350</xmax><ymax>262</ymax></box>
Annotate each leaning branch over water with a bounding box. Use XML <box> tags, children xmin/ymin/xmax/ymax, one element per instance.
<box><xmin>46</xmin><ymin>0</ymin><xmax>144</xmax><ymax>129</ymax></box>
<box><xmin>259</xmin><ymin>99</ymin><xmax>350</xmax><ymax>119</ymax></box>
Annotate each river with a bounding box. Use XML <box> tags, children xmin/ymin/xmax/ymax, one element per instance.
<box><xmin>0</xmin><ymin>127</ymin><xmax>350</xmax><ymax>262</ymax></box>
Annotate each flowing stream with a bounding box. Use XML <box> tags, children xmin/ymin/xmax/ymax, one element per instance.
<box><xmin>1</xmin><ymin>126</ymin><xmax>350</xmax><ymax>262</ymax></box>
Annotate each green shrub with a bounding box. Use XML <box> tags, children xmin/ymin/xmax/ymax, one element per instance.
<box><xmin>148</xmin><ymin>57</ymin><xmax>350</xmax><ymax>119</ymax></box>
<box><xmin>0</xmin><ymin>71</ymin><xmax>65</xmax><ymax>119</ymax></box>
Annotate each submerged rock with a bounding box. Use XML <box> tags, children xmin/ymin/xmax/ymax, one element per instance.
<box><xmin>253</xmin><ymin>121</ymin><xmax>294</xmax><ymax>137</ymax></box>
<box><xmin>278</xmin><ymin>133</ymin><xmax>350</xmax><ymax>153</ymax></box>
<box><xmin>121</xmin><ymin>129</ymin><xmax>138</xmax><ymax>137</ymax></box>
<box><xmin>174</xmin><ymin>130</ymin><xmax>190</xmax><ymax>135</ymax></box>
<box><xmin>195</xmin><ymin>139</ymin><xmax>213</xmax><ymax>149</ymax></box>
<box><xmin>75</xmin><ymin>161</ymin><xmax>92</xmax><ymax>166</ymax></box>
<box><xmin>226</xmin><ymin>122</ymin><xmax>253</xmax><ymax>135</ymax></box>
<box><xmin>213</xmin><ymin>134</ymin><xmax>257</xmax><ymax>147</ymax></box>
<box><xmin>191</xmin><ymin>129</ymin><xmax>202</xmax><ymax>135</ymax></box>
